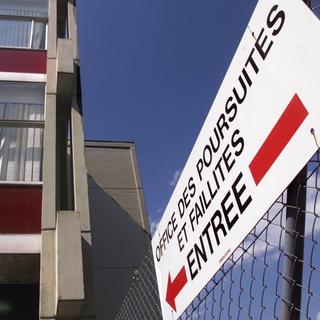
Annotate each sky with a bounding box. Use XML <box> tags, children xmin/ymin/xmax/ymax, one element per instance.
<box><xmin>77</xmin><ymin>0</ymin><xmax>257</xmax><ymax>232</ymax></box>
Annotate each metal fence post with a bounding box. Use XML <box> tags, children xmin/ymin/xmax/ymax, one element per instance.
<box><xmin>281</xmin><ymin>165</ymin><xmax>307</xmax><ymax>320</ymax></box>
<box><xmin>281</xmin><ymin>1</ymin><xmax>310</xmax><ymax>318</ymax></box>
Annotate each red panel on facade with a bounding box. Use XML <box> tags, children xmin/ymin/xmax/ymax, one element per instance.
<box><xmin>0</xmin><ymin>48</ymin><xmax>47</xmax><ymax>74</ymax></box>
<box><xmin>0</xmin><ymin>185</ymin><xmax>42</xmax><ymax>234</ymax></box>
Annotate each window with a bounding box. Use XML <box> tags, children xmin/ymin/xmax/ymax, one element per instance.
<box><xmin>0</xmin><ymin>0</ymin><xmax>48</xmax><ymax>49</ymax></box>
<box><xmin>0</xmin><ymin>284</ymin><xmax>39</xmax><ymax>319</ymax></box>
<box><xmin>0</xmin><ymin>82</ymin><xmax>45</xmax><ymax>182</ymax></box>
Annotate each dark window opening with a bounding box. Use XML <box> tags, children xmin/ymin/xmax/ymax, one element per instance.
<box><xmin>0</xmin><ymin>284</ymin><xmax>39</xmax><ymax>320</ymax></box>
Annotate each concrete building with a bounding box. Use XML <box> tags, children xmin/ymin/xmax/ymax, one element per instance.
<box><xmin>0</xmin><ymin>0</ymin><xmax>152</xmax><ymax>319</ymax></box>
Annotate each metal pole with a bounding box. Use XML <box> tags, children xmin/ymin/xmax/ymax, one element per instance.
<box><xmin>281</xmin><ymin>0</ymin><xmax>310</xmax><ymax>316</ymax></box>
<box><xmin>281</xmin><ymin>166</ymin><xmax>307</xmax><ymax>320</ymax></box>
<box><xmin>304</xmin><ymin>0</ymin><xmax>311</xmax><ymax>7</ymax></box>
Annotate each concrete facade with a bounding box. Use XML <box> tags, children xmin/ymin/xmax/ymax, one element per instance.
<box><xmin>0</xmin><ymin>1</ymin><xmax>153</xmax><ymax>319</ymax></box>
<box><xmin>40</xmin><ymin>0</ymin><xmax>92</xmax><ymax>318</ymax></box>
<box><xmin>86</xmin><ymin>141</ymin><xmax>152</xmax><ymax>319</ymax></box>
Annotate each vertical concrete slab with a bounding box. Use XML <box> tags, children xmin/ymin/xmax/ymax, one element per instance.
<box><xmin>129</xmin><ymin>145</ymin><xmax>151</xmax><ymax>234</ymax></box>
<box><xmin>71</xmin><ymin>95</ymin><xmax>95</xmax><ymax>318</ymax></box>
<box><xmin>42</xmin><ymin>93</ymin><xmax>57</xmax><ymax>229</ymax></box>
<box><xmin>46</xmin><ymin>58</ymin><xmax>57</xmax><ymax>94</ymax></box>
<box><xmin>40</xmin><ymin>0</ymin><xmax>58</xmax><ymax>318</ymax></box>
<box><xmin>80</xmin><ymin>232</ymin><xmax>96</xmax><ymax>318</ymax></box>
<box><xmin>56</xmin><ymin>38</ymin><xmax>74</xmax><ymax>97</ymax></box>
<box><xmin>56</xmin><ymin>211</ymin><xmax>84</xmax><ymax>318</ymax></box>
<box><xmin>47</xmin><ymin>0</ymin><xmax>57</xmax><ymax>59</ymax></box>
<box><xmin>68</xmin><ymin>0</ymin><xmax>80</xmax><ymax>60</ymax></box>
<box><xmin>71</xmin><ymin>101</ymin><xmax>91</xmax><ymax>232</ymax></box>
<box><xmin>39</xmin><ymin>230</ymin><xmax>56</xmax><ymax>319</ymax></box>
<box><xmin>57</xmin><ymin>39</ymin><xmax>74</xmax><ymax>74</ymax></box>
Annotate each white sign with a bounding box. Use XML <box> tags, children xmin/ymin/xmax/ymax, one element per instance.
<box><xmin>152</xmin><ymin>0</ymin><xmax>320</xmax><ymax>319</ymax></box>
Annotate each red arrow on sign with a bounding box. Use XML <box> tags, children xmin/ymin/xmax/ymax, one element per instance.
<box><xmin>166</xmin><ymin>266</ymin><xmax>188</xmax><ymax>312</ymax></box>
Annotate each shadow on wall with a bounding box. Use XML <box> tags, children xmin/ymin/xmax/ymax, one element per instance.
<box><xmin>88</xmin><ymin>175</ymin><xmax>152</xmax><ymax>320</ymax></box>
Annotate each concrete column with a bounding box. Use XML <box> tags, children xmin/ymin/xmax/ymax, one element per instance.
<box><xmin>130</xmin><ymin>146</ymin><xmax>151</xmax><ymax>234</ymax></box>
<box><xmin>56</xmin><ymin>211</ymin><xmax>84</xmax><ymax>318</ymax></box>
<box><xmin>71</xmin><ymin>103</ymin><xmax>90</xmax><ymax>231</ymax></box>
<box><xmin>39</xmin><ymin>230</ymin><xmax>56</xmax><ymax>319</ymax></box>
<box><xmin>41</xmin><ymin>94</ymin><xmax>57</xmax><ymax>229</ymax></box>
<box><xmin>71</xmin><ymin>91</ymin><xmax>96</xmax><ymax>318</ymax></box>
<box><xmin>41</xmin><ymin>0</ymin><xmax>96</xmax><ymax>318</ymax></box>
<box><xmin>40</xmin><ymin>0</ymin><xmax>58</xmax><ymax>318</ymax></box>
<box><xmin>69</xmin><ymin>0</ymin><xmax>95</xmax><ymax>316</ymax></box>
<box><xmin>68</xmin><ymin>0</ymin><xmax>80</xmax><ymax>60</ymax></box>
<box><xmin>47</xmin><ymin>0</ymin><xmax>57</xmax><ymax>59</ymax></box>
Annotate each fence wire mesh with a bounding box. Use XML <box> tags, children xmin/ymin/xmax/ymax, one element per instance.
<box><xmin>115</xmin><ymin>3</ymin><xmax>320</xmax><ymax>320</ymax></box>
<box><xmin>114</xmin><ymin>249</ymin><xmax>163</xmax><ymax>320</ymax></box>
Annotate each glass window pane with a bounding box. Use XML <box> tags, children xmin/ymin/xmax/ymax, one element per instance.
<box><xmin>0</xmin><ymin>82</ymin><xmax>45</xmax><ymax>121</ymax></box>
<box><xmin>31</xmin><ymin>21</ymin><xmax>46</xmax><ymax>49</ymax></box>
<box><xmin>0</xmin><ymin>127</ymin><xmax>43</xmax><ymax>182</ymax></box>
<box><xmin>0</xmin><ymin>19</ymin><xmax>31</xmax><ymax>48</ymax></box>
<box><xmin>0</xmin><ymin>0</ymin><xmax>48</xmax><ymax>18</ymax></box>
<box><xmin>0</xmin><ymin>82</ymin><xmax>44</xmax><ymax>182</ymax></box>
<box><xmin>0</xmin><ymin>103</ymin><xmax>44</xmax><ymax>121</ymax></box>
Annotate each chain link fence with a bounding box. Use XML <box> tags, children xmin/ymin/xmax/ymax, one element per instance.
<box><xmin>114</xmin><ymin>249</ymin><xmax>163</xmax><ymax>320</ymax></box>
<box><xmin>115</xmin><ymin>2</ymin><xmax>320</xmax><ymax>319</ymax></box>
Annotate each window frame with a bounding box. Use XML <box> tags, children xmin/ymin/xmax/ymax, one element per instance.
<box><xmin>0</xmin><ymin>81</ymin><xmax>45</xmax><ymax>185</ymax></box>
<box><xmin>0</xmin><ymin>14</ymin><xmax>48</xmax><ymax>50</ymax></box>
